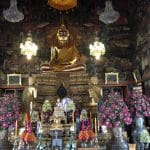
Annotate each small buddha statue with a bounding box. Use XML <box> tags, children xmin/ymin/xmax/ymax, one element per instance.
<box><xmin>89</xmin><ymin>76</ymin><xmax>102</xmax><ymax>104</ymax></box>
<box><xmin>49</xmin><ymin>24</ymin><xmax>85</xmax><ymax>72</ymax></box>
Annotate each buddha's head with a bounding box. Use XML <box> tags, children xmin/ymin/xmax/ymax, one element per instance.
<box><xmin>57</xmin><ymin>24</ymin><xmax>70</xmax><ymax>44</ymax></box>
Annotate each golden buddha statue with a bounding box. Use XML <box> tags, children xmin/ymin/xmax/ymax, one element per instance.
<box><xmin>48</xmin><ymin>24</ymin><xmax>85</xmax><ymax>72</ymax></box>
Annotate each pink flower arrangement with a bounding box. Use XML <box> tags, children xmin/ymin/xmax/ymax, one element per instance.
<box><xmin>125</xmin><ymin>91</ymin><xmax>150</xmax><ymax>118</ymax></box>
<box><xmin>99</xmin><ymin>92</ymin><xmax>132</xmax><ymax>128</ymax></box>
<box><xmin>0</xmin><ymin>94</ymin><xmax>20</xmax><ymax>130</ymax></box>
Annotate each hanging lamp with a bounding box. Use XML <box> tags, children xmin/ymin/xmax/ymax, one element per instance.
<box><xmin>99</xmin><ymin>0</ymin><xmax>120</xmax><ymax>24</ymax></box>
<box><xmin>47</xmin><ymin>0</ymin><xmax>77</xmax><ymax>11</ymax></box>
<box><xmin>3</xmin><ymin>0</ymin><xmax>24</xmax><ymax>22</ymax></box>
<box><xmin>20</xmin><ymin>32</ymin><xmax>38</xmax><ymax>60</ymax></box>
<box><xmin>89</xmin><ymin>0</ymin><xmax>105</xmax><ymax>60</ymax></box>
<box><xmin>20</xmin><ymin>0</ymin><xmax>38</xmax><ymax>60</ymax></box>
<box><xmin>89</xmin><ymin>37</ymin><xmax>105</xmax><ymax>60</ymax></box>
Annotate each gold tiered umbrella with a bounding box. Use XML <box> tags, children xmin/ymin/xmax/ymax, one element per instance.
<box><xmin>48</xmin><ymin>0</ymin><xmax>77</xmax><ymax>10</ymax></box>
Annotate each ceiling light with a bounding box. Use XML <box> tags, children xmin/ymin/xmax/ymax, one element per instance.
<box><xmin>99</xmin><ymin>1</ymin><xmax>120</xmax><ymax>24</ymax></box>
<box><xmin>48</xmin><ymin>0</ymin><xmax>77</xmax><ymax>11</ymax></box>
<box><xmin>3</xmin><ymin>0</ymin><xmax>24</xmax><ymax>22</ymax></box>
<box><xmin>89</xmin><ymin>37</ymin><xmax>105</xmax><ymax>60</ymax></box>
<box><xmin>20</xmin><ymin>32</ymin><xmax>38</xmax><ymax>60</ymax></box>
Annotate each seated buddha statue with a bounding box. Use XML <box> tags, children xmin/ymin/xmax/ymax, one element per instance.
<box><xmin>48</xmin><ymin>24</ymin><xmax>85</xmax><ymax>72</ymax></box>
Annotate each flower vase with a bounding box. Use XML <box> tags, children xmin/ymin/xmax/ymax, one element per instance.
<box><xmin>132</xmin><ymin>116</ymin><xmax>150</xmax><ymax>150</ymax></box>
<box><xmin>18</xmin><ymin>140</ymin><xmax>27</xmax><ymax>150</ymax></box>
<box><xmin>107</xmin><ymin>127</ymin><xmax>129</xmax><ymax>150</ymax></box>
<box><xmin>88</xmin><ymin>139</ymin><xmax>94</xmax><ymax>147</ymax></box>
<box><xmin>81</xmin><ymin>140</ymin><xmax>88</xmax><ymax>148</ymax></box>
<box><xmin>36</xmin><ymin>133</ymin><xmax>48</xmax><ymax>150</ymax></box>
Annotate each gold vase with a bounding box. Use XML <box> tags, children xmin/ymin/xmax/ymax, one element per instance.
<box><xmin>128</xmin><ymin>144</ymin><xmax>136</xmax><ymax>150</ymax></box>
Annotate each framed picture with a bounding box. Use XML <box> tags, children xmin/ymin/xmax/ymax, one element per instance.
<box><xmin>105</xmin><ymin>72</ymin><xmax>119</xmax><ymax>84</ymax></box>
<box><xmin>7</xmin><ymin>74</ymin><xmax>22</xmax><ymax>85</ymax></box>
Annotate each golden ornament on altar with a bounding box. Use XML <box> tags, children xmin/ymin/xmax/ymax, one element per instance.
<box><xmin>50</xmin><ymin>99</ymin><xmax>66</xmax><ymax>130</ymax></box>
<box><xmin>48</xmin><ymin>0</ymin><xmax>77</xmax><ymax>11</ymax></box>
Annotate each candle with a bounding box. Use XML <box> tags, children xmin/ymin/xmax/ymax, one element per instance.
<box><xmin>95</xmin><ymin>117</ymin><xmax>97</xmax><ymax>134</ymax></box>
<box><xmin>15</xmin><ymin>120</ymin><xmax>18</xmax><ymax>137</ymax></box>
<box><xmin>100</xmin><ymin>88</ymin><xmax>103</xmax><ymax>96</ymax></box>
<box><xmin>98</xmin><ymin>118</ymin><xmax>100</xmax><ymax>132</ymax></box>
<box><xmin>91</xmin><ymin>119</ymin><xmax>93</xmax><ymax>130</ymax></box>
<box><xmin>90</xmin><ymin>112</ymin><xmax>92</xmax><ymax>123</ymax></box>
<box><xmin>71</xmin><ymin>111</ymin><xmax>75</xmax><ymax>132</ymax></box>
<box><xmin>30</xmin><ymin>101</ymin><xmax>33</xmax><ymax>115</ymax></box>
<box><xmin>72</xmin><ymin>111</ymin><xmax>74</xmax><ymax>126</ymax></box>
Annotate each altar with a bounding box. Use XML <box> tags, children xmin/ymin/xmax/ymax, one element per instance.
<box><xmin>35</xmin><ymin>71</ymin><xmax>90</xmax><ymax>108</ymax></box>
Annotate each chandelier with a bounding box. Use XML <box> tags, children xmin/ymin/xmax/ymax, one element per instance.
<box><xmin>3</xmin><ymin>0</ymin><xmax>24</xmax><ymax>22</ymax></box>
<box><xmin>89</xmin><ymin>37</ymin><xmax>105</xmax><ymax>60</ymax></box>
<box><xmin>99</xmin><ymin>0</ymin><xmax>120</xmax><ymax>24</ymax></box>
<box><xmin>20</xmin><ymin>32</ymin><xmax>38</xmax><ymax>60</ymax></box>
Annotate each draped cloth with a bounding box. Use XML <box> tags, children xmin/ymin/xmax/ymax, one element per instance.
<box><xmin>51</xmin><ymin>45</ymin><xmax>79</xmax><ymax>65</ymax></box>
<box><xmin>50</xmin><ymin>45</ymin><xmax>85</xmax><ymax>71</ymax></box>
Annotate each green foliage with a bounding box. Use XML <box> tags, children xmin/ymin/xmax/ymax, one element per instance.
<box><xmin>140</xmin><ymin>130</ymin><xmax>150</xmax><ymax>143</ymax></box>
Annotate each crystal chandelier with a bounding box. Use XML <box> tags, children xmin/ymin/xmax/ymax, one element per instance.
<box><xmin>20</xmin><ymin>32</ymin><xmax>38</xmax><ymax>60</ymax></box>
<box><xmin>3</xmin><ymin>0</ymin><xmax>24</xmax><ymax>22</ymax></box>
<box><xmin>99</xmin><ymin>1</ymin><xmax>120</xmax><ymax>24</ymax></box>
<box><xmin>89</xmin><ymin>37</ymin><xmax>105</xmax><ymax>60</ymax></box>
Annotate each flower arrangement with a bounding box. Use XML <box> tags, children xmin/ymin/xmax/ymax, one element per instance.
<box><xmin>0</xmin><ymin>94</ymin><xmax>19</xmax><ymax>130</ymax></box>
<box><xmin>79</xmin><ymin>109</ymin><xmax>95</xmax><ymax>141</ymax></box>
<box><xmin>78</xmin><ymin>120</ymin><xmax>95</xmax><ymax>141</ymax></box>
<box><xmin>42</xmin><ymin>100</ymin><xmax>52</xmax><ymax>113</ymax></box>
<box><xmin>141</xmin><ymin>130</ymin><xmax>150</xmax><ymax>143</ymax></box>
<box><xmin>41</xmin><ymin>100</ymin><xmax>52</xmax><ymax>123</ymax></box>
<box><xmin>125</xmin><ymin>91</ymin><xmax>150</xmax><ymax>118</ymax></box>
<box><xmin>78</xmin><ymin>122</ymin><xmax>89</xmax><ymax>141</ymax></box>
<box><xmin>99</xmin><ymin>92</ymin><xmax>132</xmax><ymax>128</ymax></box>
<box><xmin>21</xmin><ymin>112</ymin><xmax>36</xmax><ymax>143</ymax></box>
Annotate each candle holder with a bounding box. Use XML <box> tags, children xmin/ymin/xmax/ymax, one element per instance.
<box><xmin>68</xmin><ymin>130</ymin><xmax>77</xmax><ymax>150</ymax></box>
<box><xmin>94</xmin><ymin>133</ymin><xmax>100</xmax><ymax>148</ymax></box>
<box><xmin>18</xmin><ymin>140</ymin><xmax>26</xmax><ymax>150</ymax></box>
<box><xmin>12</xmin><ymin>137</ymin><xmax>20</xmax><ymax>150</ymax></box>
<box><xmin>36</xmin><ymin>133</ymin><xmax>48</xmax><ymax>150</ymax></box>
